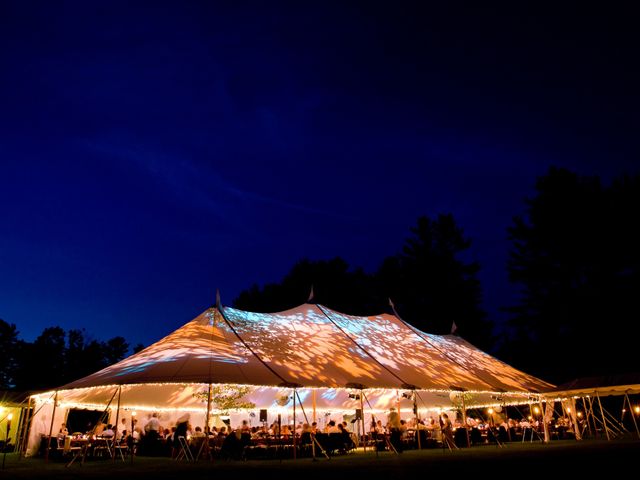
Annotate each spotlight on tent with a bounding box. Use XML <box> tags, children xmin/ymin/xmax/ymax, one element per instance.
<box><xmin>348</xmin><ymin>393</ymin><xmax>360</xmax><ymax>400</ymax></box>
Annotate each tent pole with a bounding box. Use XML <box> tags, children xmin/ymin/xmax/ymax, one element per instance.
<box><xmin>360</xmin><ymin>390</ymin><xmax>366</xmax><ymax>452</ymax></box>
<box><xmin>581</xmin><ymin>397</ymin><xmax>592</xmax><ymax>437</ymax></box>
<box><xmin>540</xmin><ymin>399</ymin><xmax>550</xmax><ymax>443</ymax></box>
<box><xmin>18</xmin><ymin>396</ymin><xmax>32</xmax><ymax>459</ymax></box>
<box><xmin>312</xmin><ymin>389</ymin><xmax>316</xmax><ymax>425</ymax></box>
<box><xmin>44</xmin><ymin>391</ymin><xmax>58</xmax><ymax>463</ymax></box>
<box><xmin>292</xmin><ymin>388</ymin><xmax>297</xmax><ymax>460</ymax></box>
<box><xmin>112</xmin><ymin>385</ymin><xmax>122</xmax><ymax>462</ymax></box>
<box><xmin>460</xmin><ymin>393</ymin><xmax>469</xmax><ymax>448</ymax></box>
<box><xmin>205</xmin><ymin>383</ymin><xmax>212</xmax><ymax>434</ymax></box>
<box><xmin>567</xmin><ymin>397</ymin><xmax>581</xmax><ymax>441</ymax></box>
<box><xmin>588</xmin><ymin>396</ymin><xmax>597</xmax><ymax>437</ymax></box>
<box><xmin>596</xmin><ymin>392</ymin><xmax>610</xmax><ymax>441</ymax></box>
<box><xmin>625</xmin><ymin>393</ymin><xmax>640</xmax><ymax>438</ymax></box>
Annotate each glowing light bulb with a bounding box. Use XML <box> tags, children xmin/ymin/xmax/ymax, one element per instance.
<box><xmin>577</xmin><ymin>412</ymin><xmax>583</xmax><ymax>418</ymax></box>
<box><xmin>6</xmin><ymin>414</ymin><xmax>12</xmax><ymax>421</ymax></box>
<box><xmin>533</xmin><ymin>406</ymin><xmax>540</xmax><ymax>415</ymax></box>
<box><xmin>131</xmin><ymin>411</ymin><xmax>137</xmax><ymax>417</ymax></box>
<box><xmin>566</xmin><ymin>407</ymin><xmax>571</xmax><ymax>413</ymax></box>
<box><xmin>487</xmin><ymin>408</ymin><xmax>494</xmax><ymax>415</ymax></box>
<box><xmin>635</xmin><ymin>406</ymin><xmax>640</xmax><ymax>414</ymax></box>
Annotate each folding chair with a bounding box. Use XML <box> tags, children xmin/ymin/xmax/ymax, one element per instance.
<box><xmin>174</xmin><ymin>436</ymin><xmax>194</xmax><ymax>461</ymax></box>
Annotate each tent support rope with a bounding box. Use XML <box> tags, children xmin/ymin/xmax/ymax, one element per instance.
<box><xmin>293</xmin><ymin>390</ymin><xmax>329</xmax><ymax>460</ymax></box>
<box><xmin>44</xmin><ymin>391</ymin><xmax>58</xmax><ymax>463</ymax></box>
<box><xmin>316</xmin><ymin>305</ymin><xmax>411</xmax><ymax>388</ymax></box>
<box><xmin>217</xmin><ymin>305</ymin><xmax>293</xmax><ymax>387</ymax></box>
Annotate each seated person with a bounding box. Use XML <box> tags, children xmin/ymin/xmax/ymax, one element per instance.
<box><xmin>102</xmin><ymin>424</ymin><xmax>115</xmax><ymax>437</ymax></box>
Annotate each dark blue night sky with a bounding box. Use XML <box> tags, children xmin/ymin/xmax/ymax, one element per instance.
<box><xmin>1</xmin><ymin>2</ymin><xmax>638</xmax><ymax>347</ymax></box>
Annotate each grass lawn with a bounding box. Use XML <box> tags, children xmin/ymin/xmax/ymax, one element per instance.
<box><xmin>2</xmin><ymin>440</ymin><xmax>638</xmax><ymax>479</ymax></box>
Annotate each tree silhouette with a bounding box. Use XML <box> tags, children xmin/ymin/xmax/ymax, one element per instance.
<box><xmin>12</xmin><ymin>326</ymin><xmax>130</xmax><ymax>391</ymax></box>
<box><xmin>378</xmin><ymin>214</ymin><xmax>490</xmax><ymax>349</ymax></box>
<box><xmin>504</xmin><ymin>167</ymin><xmax>640</xmax><ymax>383</ymax></box>
<box><xmin>234</xmin><ymin>214</ymin><xmax>491</xmax><ymax>349</ymax></box>
<box><xmin>0</xmin><ymin>319</ymin><xmax>20</xmax><ymax>389</ymax></box>
<box><xmin>233</xmin><ymin>257</ymin><xmax>381</xmax><ymax>315</ymax></box>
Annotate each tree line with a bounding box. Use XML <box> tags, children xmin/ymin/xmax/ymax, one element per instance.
<box><xmin>1</xmin><ymin>167</ymin><xmax>638</xmax><ymax>389</ymax></box>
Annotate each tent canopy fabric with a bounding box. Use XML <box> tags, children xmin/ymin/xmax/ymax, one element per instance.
<box><xmin>61</xmin><ymin>303</ymin><xmax>552</xmax><ymax>393</ymax></box>
<box><xmin>546</xmin><ymin>373</ymin><xmax>640</xmax><ymax>397</ymax></box>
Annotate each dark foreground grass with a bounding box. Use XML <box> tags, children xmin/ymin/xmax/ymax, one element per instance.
<box><xmin>1</xmin><ymin>440</ymin><xmax>638</xmax><ymax>479</ymax></box>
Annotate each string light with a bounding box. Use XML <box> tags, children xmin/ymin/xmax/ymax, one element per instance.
<box><xmin>28</xmin><ymin>381</ymin><xmax>543</xmax><ymax>417</ymax></box>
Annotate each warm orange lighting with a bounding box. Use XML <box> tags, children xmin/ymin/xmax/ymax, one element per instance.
<box><xmin>577</xmin><ymin>412</ymin><xmax>583</xmax><ymax>418</ymax></box>
<box><xmin>6</xmin><ymin>414</ymin><xmax>12</xmax><ymax>421</ymax></box>
<box><xmin>487</xmin><ymin>408</ymin><xmax>494</xmax><ymax>415</ymax></box>
<box><xmin>528</xmin><ymin>416</ymin><xmax>533</xmax><ymax>421</ymax></box>
<box><xmin>566</xmin><ymin>407</ymin><xmax>571</xmax><ymax>413</ymax></box>
<box><xmin>131</xmin><ymin>411</ymin><xmax>137</xmax><ymax>417</ymax></box>
<box><xmin>533</xmin><ymin>406</ymin><xmax>540</xmax><ymax>415</ymax></box>
<box><xmin>635</xmin><ymin>406</ymin><xmax>640</xmax><ymax>414</ymax></box>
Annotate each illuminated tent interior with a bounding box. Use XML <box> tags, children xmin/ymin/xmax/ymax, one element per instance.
<box><xmin>27</xmin><ymin>303</ymin><xmax>553</xmax><ymax>453</ymax></box>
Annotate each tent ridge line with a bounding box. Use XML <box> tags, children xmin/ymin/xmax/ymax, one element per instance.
<box><xmin>216</xmin><ymin>305</ymin><xmax>294</xmax><ymax>387</ymax></box>
<box><xmin>316</xmin><ymin>304</ymin><xmax>410</xmax><ymax>389</ymax></box>
<box><xmin>389</xmin><ymin>305</ymin><xmax>500</xmax><ymax>392</ymax></box>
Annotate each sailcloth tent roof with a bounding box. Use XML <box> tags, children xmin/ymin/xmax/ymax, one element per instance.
<box><xmin>61</xmin><ymin>303</ymin><xmax>552</xmax><ymax>394</ymax></box>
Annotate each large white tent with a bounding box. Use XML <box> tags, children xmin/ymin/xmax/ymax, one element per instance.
<box><xmin>26</xmin><ymin>303</ymin><xmax>553</xmax><ymax>453</ymax></box>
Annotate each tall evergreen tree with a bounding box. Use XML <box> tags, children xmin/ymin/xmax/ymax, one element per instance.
<box><xmin>378</xmin><ymin>214</ymin><xmax>490</xmax><ymax>349</ymax></box>
<box><xmin>504</xmin><ymin>167</ymin><xmax>640</xmax><ymax>382</ymax></box>
<box><xmin>233</xmin><ymin>257</ymin><xmax>380</xmax><ymax>314</ymax></box>
<box><xmin>0</xmin><ymin>319</ymin><xmax>20</xmax><ymax>389</ymax></box>
<box><xmin>234</xmin><ymin>214</ymin><xmax>491</xmax><ymax>349</ymax></box>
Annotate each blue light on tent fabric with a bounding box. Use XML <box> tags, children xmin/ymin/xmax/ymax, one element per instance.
<box><xmin>296</xmin><ymin>390</ymin><xmax>310</xmax><ymax>403</ymax></box>
<box><xmin>321</xmin><ymin>389</ymin><xmax>339</xmax><ymax>401</ymax></box>
<box><xmin>195</xmin><ymin>354</ymin><xmax>248</xmax><ymax>364</ymax></box>
<box><xmin>206</xmin><ymin>309</ymin><xmax>216</xmax><ymax>326</ymax></box>
<box><xmin>115</xmin><ymin>361</ymin><xmax>157</xmax><ymax>375</ymax></box>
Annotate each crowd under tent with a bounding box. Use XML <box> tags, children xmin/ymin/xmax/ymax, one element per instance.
<box><xmin>26</xmin><ymin>303</ymin><xmax>554</xmax><ymax>454</ymax></box>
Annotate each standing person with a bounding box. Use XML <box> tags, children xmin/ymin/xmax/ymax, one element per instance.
<box><xmin>387</xmin><ymin>408</ymin><xmax>403</xmax><ymax>453</ymax></box>
<box><xmin>172</xmin><ymin>413</ymin><xmax>190</xmax><ymax>458</ymax></box>
<box><xmin>440</xmin><ymin>413</ymin><xmax>458</xmax><ymax>450</ymax></box>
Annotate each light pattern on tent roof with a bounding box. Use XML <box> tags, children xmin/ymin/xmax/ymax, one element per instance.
<box><xmin>61</xmin><ymin>303</ymin><xmax>553</xmax><ymax>393</ymax></box>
